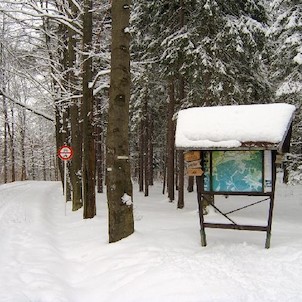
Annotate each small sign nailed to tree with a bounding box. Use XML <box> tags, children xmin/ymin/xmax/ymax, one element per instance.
<box><xmin>58</xmin><ymin>145</ymin><xmax>73</xmax><ymax>161</ymax></box>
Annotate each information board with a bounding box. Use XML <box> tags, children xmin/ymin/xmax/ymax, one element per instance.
<box><xmin>203</xmin><ymin>150</ymin><xmax>269</xmax><ymax>193</ymax></box>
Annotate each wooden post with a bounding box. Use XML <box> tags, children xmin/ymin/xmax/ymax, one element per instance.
<box><xmin>265</xmin><ymin>151</ymin><xmax>277</xmax><ymax>249</ymax></box>
<box><xmin>177</xmin><ymin>150</ymin><xmax>184</xmax><ymax>209</ymax></box>
<box><xmin>196</xmin><ymin>175</ymin><xmax>207</xmax><ymax>246</ymax></box>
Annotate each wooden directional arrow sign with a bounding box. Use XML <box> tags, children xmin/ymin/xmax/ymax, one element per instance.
<box><xmin>58</xmin><ymin>145</ymin><xmax>73</xmax><ymax>161</ymax></box>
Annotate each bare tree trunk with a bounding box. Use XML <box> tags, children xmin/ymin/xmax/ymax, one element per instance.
<box><xmin>54</xmin><ymin>22</ymin><xmax>70</xmax><ymax>189</ymax></box>
<box><xmin>177</xmin><ymin>150</ymin><xmax>184</xmax><ymax>208</ymax></box>
<box><xmin>162</xmin><ymin>153</ymin><xmax>166</xmax><ymax>195</ymax></box>
<box><xmin>43</xmin><ymin>151</ymin><xmax>47</xmax><ymax>181</ymax></box>
<box><xmin>138</xmin><ymin>121</ymin><xmax>144</xmax><ymax>192</ymax></box>
<box><xmin>54</xmin><ymin>155</ymin><xmax>59</xmax><ymax>181</ymax></box>
<box><xmin>175</xmin><ymin>157</ymin><xmax>179</xmax><ymax>191</ymax></box>
<box><xmin>42</xmin><ymin>2</ymin><xmax>67</xmax><ymax>186</ymax></box>
<box><xmin>149</xmin><ymin>116</ymin><xmax>154</xmax><ymax>186</ymax></box>
<box><xmin>1</xmin><ymin>21</ymin><xmax>8</xmax><ymax>183</ymax></box>
<box><xmin>68</xmin><ymin>0</ymin><xmax>83</xmax><ymax>211</ymax></box>
<box><xmin>144</xmin><ymin>98</ymin><xmax>149</xmax><ymax>197</ymax></box>
<box><xmin>187</xmin><ymin>176</ymin><xmax>194</xmax><ymax>192</ymax></box>
<box><xmin>96</xmin><ymin>103</ymin><xmax>104</xmax><ymax>193</ymax></box>
<box><xmin>70</xmin><ymin>100</ymin><xmax>83</xmax><ymax>210</ymax></box>
<box><xmin>179</xmin><ymin>0</ymin><xmax>185</xmax><ymax>26</ymax></box>
<box><xmin>3</xmin><ymin>97</ymin><xmax>8</xmax><ymax>183</ymax></box>
<box><xmin>9</xmin><ymin>107</ymin><xmax>15</xmax><ymax>182</ymax></box>
<box><xmin>177</xmin><ymin>0</ymin><xmax>185</xmax><ymax>207</ymax></box>
<box><xmin>82</xmin><ymin>0</ymin><xmax>96</xmax><ymax>219</ymax></box>
<box><xmin>167</xmin><ymin>79</ymin><xmax>176</xmax><ymax>202</ymax></box>
<box><xmin>31</xmin><ymin>142</ymin><xmax>35</xmax><ymax>180</ymax></box>
<box><xmin>106</xmin><ymin>0</ymin><xmax>134</xmax><ymax>243</ymax></box>
<box><xmin>20</xmin><ymin>109</ymin><xmax>26</xmax><ymax>181</ymax></box>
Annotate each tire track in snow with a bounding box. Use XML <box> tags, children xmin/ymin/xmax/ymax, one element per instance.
<box><xmin>0</xmin><ymin>181</ymin><xmax>71</xmax><ymax>302</ymax></box>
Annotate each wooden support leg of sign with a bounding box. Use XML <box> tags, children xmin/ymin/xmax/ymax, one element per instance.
<box><xmin>196</xmin><ymin>175</ymin><xmax>207</xmax><ymax>246</ymax></box>
<box><xmin>265</xmin><ymin>152</ymin><xmax>277</xmax><ymax>249</ymax></box>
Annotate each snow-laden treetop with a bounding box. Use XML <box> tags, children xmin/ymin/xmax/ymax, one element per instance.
<box><xmin>175</xmin><ymin>103</ymin><xmax>295</xmax><ymax>150</ymax></box>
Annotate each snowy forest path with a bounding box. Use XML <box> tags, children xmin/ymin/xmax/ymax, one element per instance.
<box><xmin>1</xmin><ymin>181</ymin><xmax>302</xmax><ymax>302</ymax></box>
<box><xmin>0</xmin><ymin>181</ymin><xmax>74</xmax><ymax>301</ymax></box>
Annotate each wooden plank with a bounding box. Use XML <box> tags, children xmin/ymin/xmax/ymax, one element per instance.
<box><xmin>186</xmin><ymin>160</ymin><xmax>201</xmax><ymax>169</ymax></box>
<box><xmin>203</xmin><ymin>223</ymin><xmax>267</xmax><ymax>232</ymax></box>
<box><xmin>184</xmin><ymin>151</ymin><xmax>200</xmax><ymax>162</ymax></box>
<box><xmin>196</xmin><ymin>176</ymin><xmax>207</xmax><ymax>246</ymax></box>
<box><xmin>275</xmin><ymin>154</ymin><xmax>283</xmax><ymax>164</ymax></box>
<box><xmin>186</xmin><ymin>168</ymin><xmax>203</xmax><ymax>176</ymax></box>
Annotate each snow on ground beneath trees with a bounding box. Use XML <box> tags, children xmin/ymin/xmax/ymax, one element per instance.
<box><xmin>175</xmin><ymin>103</ymin><xmax>295</xmax><ymax>149</ymax></box>
<box><xmin>276</xmin><ymin>81</ymin><xmax>302</xmax><ymax>97</ymax></box>
<box><xmin>0</xmin><ymin>180</ymin><xmax>302</xmax><ymax>302</ymax></box>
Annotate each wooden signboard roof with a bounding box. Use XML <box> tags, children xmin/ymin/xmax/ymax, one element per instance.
<box><xmin>175</xmin><ymin>103</ymin><xmax>295</xmax><ymax>153</ymax></box>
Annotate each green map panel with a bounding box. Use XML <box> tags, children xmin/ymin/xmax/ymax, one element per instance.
<box><xmin>205</xmin><ymin>151</ymin><xmax>263</xmax><ymax>193</ymax></box>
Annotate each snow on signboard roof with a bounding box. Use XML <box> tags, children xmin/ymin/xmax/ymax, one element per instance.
<box><xmin>175</xmin><ymin>103</ymin><xmax>295</xmax><ymax>150</ymax></box>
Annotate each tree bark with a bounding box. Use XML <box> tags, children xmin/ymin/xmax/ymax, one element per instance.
<box><xmin>138</xmin><ymin>120</ymin><xmax>144</xmax><ymax>192</ymax></box>
<box><xmin>143</xmin><ymin>96</ymin><xmax>149</xmax><ymax>197</ymax></box>
<box><xmin>8</xmin><ymin>106</ymin><xmax>16</xmax><ymax>182</ymax></box>
<box><xmin>30</xmin><ymin>141</ymin><xmax>35</xmax><ymax>180</ymax></box>
<box><xmin>3</xmin><ymin>96</ymin><xmax>8</xmax><ymax>183</ymax></box>
<box><xmin>149</xmin><ymin>116</ymin><xmax>154</xmax><ymax>186</ymax></box>
<box><xmin>82</xmin><ymin>0</ymin><xmax>96</xmax><ymax>219</ymax></box>
<box><xmin>20</xmin><ymin>109</ymin><xmax>26</xmax><ymax>181</ymax></box>
<box><xmin>68</xmin><ymin>0</ymin><xmax>82</xmax><ymax>211</ymax></box>
<box><xmin>177</xmin><ymin>150</ymin><xmax>184</xmax><ymax>208</ymax></box>
<box><xmin>187</xmin><ymin>176</ymin><xmax>194</xmax><ymax>192</ymax></box>
<box><xmin>96</xmin><ymin>101</ymin><xmax>104</xmax><ymax>193</ymax></box>
<box><xmin>43</xmin><ymin>152</ymin><xmax>47</xmax><ymax>181</ymax></box>
<box><xmin>106</xmin><ymin>0</ymin><xmax>134</xmax><ymax>243</ymax></box>
<box><xmin>167</xmin><ymin>79</ymin><xmax>176</xmax><ymax>202</ymax></box>
<box><xmin>177</xmin><ymin>0</ymin><xmax>185</xmax><ymax>207</ymax></box>
<box><xmin>162</xmin><ymin>151</ymin><xmax>167</xmax><ymax>195</ymax></box>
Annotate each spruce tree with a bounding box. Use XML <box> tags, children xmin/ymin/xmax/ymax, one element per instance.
<box><xmin>269</xmin><ymin>0</ymin><xmax>302</xmax><ymax>183</ymax></box>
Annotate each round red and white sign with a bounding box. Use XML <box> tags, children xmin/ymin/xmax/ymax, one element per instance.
<box><xmin>58</xmin><ymin>145</ymin><xmax>73</xmax><ymax>161</ymax></box>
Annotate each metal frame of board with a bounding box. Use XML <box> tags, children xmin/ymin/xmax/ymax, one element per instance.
<box><xmin>195</xmin><ymin>150</ymin><xmax>277</xmax><ymax>249</ymax></box>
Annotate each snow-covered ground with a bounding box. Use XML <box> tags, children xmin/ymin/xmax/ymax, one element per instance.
<box><xmin>0</xmin><ymin>180</ymin><xmax>302</xmax><ymax>302</ymax></box>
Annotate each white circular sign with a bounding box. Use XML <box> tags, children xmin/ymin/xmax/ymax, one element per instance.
<box><xmin>58</xmin><ymin>145</ymin><xmax>73</xmax><ymax>161</ymax></box>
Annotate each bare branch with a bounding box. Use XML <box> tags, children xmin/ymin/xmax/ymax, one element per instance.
<box><xmin>0</xmin><ymin>89</ymin><xmax>54</xmax><ymax>122</ymax></box>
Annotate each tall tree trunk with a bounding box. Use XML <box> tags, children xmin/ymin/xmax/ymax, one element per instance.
<box><xmin>162</xmin><ymin>152</ymin><xmax>167</xmax><ymax>195</ymax></box>
<box><xmin>177</xmin><ymin>0</ymin><xmax>185</xmax><ymax>207</ymax></box>
<box><xmin>177</xmin><ymin>150</ymin><xmax>184</xmax><ymax>208</ymax></box>
<box><xmin>54</xmin><ymin>24</ymin><xmax>70</xmax><ymax>190</ymax></box>
<box><xmin>177</xmin><ymin>77</ymin><xmax>185</xmax><ymax>205</ymax></box>
<box><xmin>31</xmin><ymin>142</ymin><xmax>35</xmax><ymax>180</ymax></box>
<box><xmin>82</xmin><ymin>0</ymin><xmax>96</xmax><ymax>219</ymax></box>
<box><xmin>144</xmin><ymin>97</ymin><xmax>149</xmax><ymax>197</ymax></box>
<box><xmin>149</xmin><ymin>116</ymin><xmax>154</xmax><ymax>186</ymax></box>
<box><xmin>187</xmin><ymin>176</ymin><xmax>194</xmax><ymax>192</ymax></box>
<box><xmin>96</xmin><ymin>102</ymin><xmax>104</xmax><ymax>193</ymax></box>
<box><xmin>42</xmin><ymin>3</ymin><xmax>67</xmax><ymax>186</ymax></box>
<box><xmin>43</xmin><ymin>152</ymin><xmax>47</xmax><ymax>181</ymax></box>
<box><xmin>138</xmin><ymin>120</ymin><xmax>144</xmax><ymax>192</ymax></box>
<box><xmin>20</xmin><ymin>109</ymin><xmax>26</xmax><ymax>181</ymax></box>
<box><xmin>167</xmin><ymin>79</ymin><xmax>176</xmax><ymax>202</ymax></box>
<box><xmin>106</xmin><ymin>0</ymin><xmax>134</xmax><ymax>243</ymax></box>
<box><xmin>1</xmin><ymin>20</ymin><xmax>7</xmax><ymax>183</ymax></box>
<box><xmin>9</xmin><ymin>107</ymin><xmax>15</xmax><ymax>182</ymax></box>
<box><xmin>3</xmin><ymin>97</ymin><xmax>8</xmax><ymax>183</ymax></box>
<box><xmin>70</xmin><ymin>101</ymin><xmax>83</xmax><ymax>210</ymax></box>
<box><xmin>54</xmin><ymin>155</ymin><xmax>59</xmax><ymax>181</ymax></box>
<box><xmin>68</xmin><ymin>0</ymin><xmax>82</xmax><ymax>211</ymax></box>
